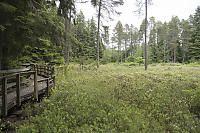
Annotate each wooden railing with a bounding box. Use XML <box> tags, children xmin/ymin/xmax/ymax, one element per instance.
<box><xmin>0</xmin><ymin>64</ymin><xmax>55</xmax><ymax>117</ymax></box>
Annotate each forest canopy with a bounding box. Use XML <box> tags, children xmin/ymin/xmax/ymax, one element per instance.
<box><xmin>0</xmin><ymin>0</ymin><xmax>199</xmax><ymax>69</ymax></box>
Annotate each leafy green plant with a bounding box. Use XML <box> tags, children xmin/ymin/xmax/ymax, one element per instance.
<box><xmin>126</xmin><ymin>56</ymin><xmax>135</xmax><ymax>62</ymax></box>
<box><xmin>17</xmin><ymin>65</ymin><xmax>200</xmax><ymax>132</ymax></box>
<box><xmin>0</xmin><ymin>119</ymin><xmax>6</xmax><ymax>131</ymax></box>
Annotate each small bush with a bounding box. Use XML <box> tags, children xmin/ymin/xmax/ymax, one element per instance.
<box><xmin>126</xmin><ymin>56</ymin><xmax>135</xmax><ymax>62</ymax></box>
<box><xmin>17</xmin><ymin>65</ymin><xmax>200</xmax><ymax>132</ymax></box>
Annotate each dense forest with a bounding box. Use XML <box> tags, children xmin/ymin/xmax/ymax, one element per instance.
<box><xmin>0</xmin><ymin>0</ymin><xmax>199</xmax><ymax>70</ymax></box>
<box><xmin>0</xmin><ymin>0</ymin><xmax>105</xmax><ymax>70</ymax></box>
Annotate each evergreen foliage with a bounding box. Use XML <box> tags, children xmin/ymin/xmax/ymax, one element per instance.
<box><xmin>189</xmin><ymin>6</ymin><xmax>200</xmax><ymax>61</ymax></box>
<box><xmin>111</xmin><ymin>7</ymin><xmax>200</xmax><ymax>64</ymax></box>
<box><xmin>0</xmin><ymin>1</ymin><xmax>104</xmax><ymax>69</ymax></box>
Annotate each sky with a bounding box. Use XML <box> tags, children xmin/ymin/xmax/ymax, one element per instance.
<box><xmin>76</xmin><ymin>0</ymin><xmax>200</xmax><ymax>31</ymax></box>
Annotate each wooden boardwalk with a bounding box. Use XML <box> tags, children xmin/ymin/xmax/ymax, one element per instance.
<box><xmin>0</xmin><ymin>64</ymin><xmax>55</xmax><ymax>117</ymax></box>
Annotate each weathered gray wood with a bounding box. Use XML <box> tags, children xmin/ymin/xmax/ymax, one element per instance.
<box><xmin>0</xmin><ymin>78</ymin><xmax>31</xmax><ymax>92</ymax></box>
<box><xmin>53</xmin><ymin>76</ymin><xmax>55</xmax><ymax>90</ymax></box>
<box><xmin>0</xmin><ymin>67</ymin><xmax>31</xmax><ymax>75</ymax></box>
<box><xmin>33</xmin><ymin>64</ymin><xmax>36</xmax><ymax>71</ymax></box>
<box><xmin>34</xmin><ymin>71</ymin><xmax>38</xmax><ymax>101</ymax></box>
<box><xmin>46</xmin><ymin>78</ymin><xmax>50</xmax><ymax>96</ymax></box>
<box><xmin>2</xmin><ymin>77</ymin><xmax>8</xmax><ymax>116</ymax></box>
<box><xmin>45</xmin><ymin>66</ymin><xmax>47</xmax><ymax>77</ymax></box>
<box><xmin>0</xmin><ymin>64</ymin><xmax>55</xmax><ymax>116</ymax></box>
<box><xmin>36</xmin><ymin>65</ymin><xmax>38</xmax><ymax>75</ymax></box>
<box><xmin>37</xmin><ymin>78</ymin><xmax>48</xmax><ymax>82</ymax></box>
<box><xmin>51</xmin><ymin>67</ymin><xmax>54</xmax><ymax>78</ymax></box>
<box><xmin>16</xmin><ymin>74</ymin><xmax>21</xmax><ymax>106</ymax></box>
<box><xmin>47</xmin><ymin>66</ymin><xmax>49</xmax><ymax>77</ymax></box>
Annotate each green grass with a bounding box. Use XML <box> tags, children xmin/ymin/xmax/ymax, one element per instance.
<box><xmin>17</xmin><ymin>64</ymin><xmax>200</xmax><ymax>132</ymax></box>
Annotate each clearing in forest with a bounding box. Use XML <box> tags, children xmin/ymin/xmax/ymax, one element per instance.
<box><xmin>17</xmin><ymin>64</ymin><xmax>200</xmax><ymax>132</ymax></box>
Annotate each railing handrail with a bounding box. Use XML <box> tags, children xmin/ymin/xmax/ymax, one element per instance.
<box><xmin>0</xmin><ymin>66</ymin><xmax>31</xmax><ymax>75</ymax></box>
<box><xmin>0</xmin><ymin>64</ymin><xmax>54</xmax><ymax>80</ymax></box>
<box><xmin>0</xmin><ymin>63</ymin><xmax>55</xmax><ymax>117</ymax></box>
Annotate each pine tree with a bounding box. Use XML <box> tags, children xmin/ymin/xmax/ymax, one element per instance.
<box><xmin>189</xmin><ymin>6</ymin><xmax>200</xmax><ymax>61</ymax></box>
<box><xmin>168</xmin><ymin>16</ymin><xmax>180</xmax><ymax>63</ymax></box>
<box><xmin>113</xmin><ymin>21</ymin><xmax>123</xmax><ymax>64</ymax></box>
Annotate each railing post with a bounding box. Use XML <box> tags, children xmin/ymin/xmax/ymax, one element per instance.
<box><xmin>16</xmin><ymin>74</ymin><xmax>21</xmax><ymax>107</ymax></box>
<box><xmin>38</xmin><ymin>65</ymin><xmax>40</xmax><ymax>75</ymax></box>
<box><xmin>47</xmin><ymin>66</ymin><xmax>49</xmax><ymax>77</ymax></box>
<box><xmin>44</xmin><ymin>66</ymin><xmax>46</xmax><ymax>77</ymax></box>
<box><xmin>53</xmin><ymin>76</ymin><xmax>56</xmax><ymax>89</ymax></box>
<box><xmin>52</xmin><ymin>67</ymin><xmax>55</xmax><ymax>78</ymax></box>
<box><xmin>46</xmin><ymin>78</ymin><xmax>50</xmax><ymax>96</ymax></box>
<box><xmin>33</xmin><ymin>64</ymin><xmax>36</xmax><ymax>71</ymax></box>
<box><xmin>41</xmin><ymin>65</ymin><xmax>43</xmax><ymax>76</ymax></box>
<box><xmin>52</xmin><ymin>67</ymin><xmax>55</xmax><ymax>90</ymax></box>
<box><xmin>2</xmin><ymin>77</ymin><xmax>8</xmax><ymax>116</ymax></box>
<box><xmin>34</xmin><ymin>71</ymin><xmax>38</xmax><ymax>101</ymax></box>
<box><xmin>36</xmin><ymin>65</ymin><xmax>38</xmax><ymax>75</ymax></box>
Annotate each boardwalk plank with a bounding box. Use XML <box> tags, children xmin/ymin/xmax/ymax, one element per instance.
<box><xmin>0</xmin><ymin>75</ymin><xmax>50</xmax><ymax>116</ymax></box>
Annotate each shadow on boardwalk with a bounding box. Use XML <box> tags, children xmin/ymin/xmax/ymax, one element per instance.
<box><xmin>0</xmin><ymin>64</ymin><xmax>55</xmax><ymax>117</ymax></box>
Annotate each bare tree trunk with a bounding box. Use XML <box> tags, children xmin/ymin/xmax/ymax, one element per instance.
<box><xmin>64</xmin><ymin>17</ymin><xmax>68</xmax><ymax>65</ymax></box>
<box><xmin>125</xmin><ymin>40</ymin><xmax>127</xmax><ymax>62</ymax></box>
<box><xmin>0</xmin><ymin>46</ymin><xmax>2</xmax><ymax>70</ymax></box>
<box><xmin>67</xmin><ymin>9</ymin><xmax>72</xmax><ymax>67</ymax></box>
<box><xmin>120</xmin><ymin>45</ymin><xmax>122</xmax><ymax>63</ymax></box>
<box><xmin>130</xmin><ymin>33</ymin><xmax>133</xmax><ymax>56</ymax></box>
<box><xmin>182</xmin><ymin>52</ymin><xmax>185</xmax><ymax>63</ymax></box>
<box><xmin>112</xmin><ymin>43</ymin><xmax>113</xmax><ymax>62</ymax></box>
<box><xmin>174</xmin><ymin>47</ymin><xmax>176</xmax><ymax>63</ymax></box>
<box><xmin>131</xmin><ymin>49</ymin><xmax>133</xmax><ymax>56</ymax></box>
<box><xmin>144</xmin><ymin>0</ymin><xmax>148</xmax><ymax>70</ymax></box>
<box><xmin>96</xmin><ymin>0</ymin><xmax>102</xmax><ymax>68</ymax></box>
<box><xmin>117</xmin><ymin>44</ymin><xmax>119</xmax><ymax>64</ymax></box>
<box><xmin>182</xmin><ymin>43</ymin><xmax>186</xmax><ymax>63</ymax></box>
<box><xmin>163</xmin><ymin>43</ymin><xmax>166</xmax><ymax>63</ymax></box>
<box><xmin>133</xmin><ymin>42</ymin><xmax>136</xmax><ymax>56</ymax></box>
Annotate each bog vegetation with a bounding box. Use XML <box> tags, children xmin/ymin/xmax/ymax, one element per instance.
<box><xmin>15</xmin><ymin>65</ymin><xmax>200</xmax><ymax>132</ymax></box>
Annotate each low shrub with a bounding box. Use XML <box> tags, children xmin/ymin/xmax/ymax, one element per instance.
<box><xmin>17</xmin><ymin>65</ymin><xmax>200</xmax><ymax>132</ymax></box>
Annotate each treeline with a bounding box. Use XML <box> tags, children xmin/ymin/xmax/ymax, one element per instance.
<box><xmin>0</xmin><ymin>0</ymin><xmax>104</xmax><ymax>69</ymax></box>
<box><xmin>0</xmin><ymin>0</ymin><xmax>199</xmax><ymax>69</ymax></box>
<box><xmin>110</xmin><ymin>7</ymin><xmax>200</xmax><ymax>64</ymax></box>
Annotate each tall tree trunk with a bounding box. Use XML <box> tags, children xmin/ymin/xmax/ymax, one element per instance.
<box><xmin>120</xmin><ymin>45</ymin><xmax>122</xmax><ymax>63</ymax></box>
<box><xmin>144</xmin><ymin>0</ymin><xmax>148</xmax><ymax>70</ymax></box>
<box><xmin>130</xmin><ymin>45</ymin><xmax>132</xmax><ymax>56</ymax></box>
<box><xmin>133</xmin><ymin>42</ymin><xmax>136</xmax><ymax>56</ymax></box>
<box><xmin>182</xmin><ymin>52</ymin><xmax>185</xmax><ymax>63</ymax></box>
<box><xmin>64</xmin><ymin>17</ymin><xmax>68</xmax><ymax>65</ymax></box>
<box><xmin>174</xmin><ymin>47</ymin><xmax>176</xmax><ymax>63</ymax></box>
<box><xmin>0</xmin><ymin>46</ymin><xmax>2</xmax><ymax>70</ymax></box>
<box><xmin>130</xmin><ymin>33</ymin><xmax>133</xmax><ymax>56</ymax></box>
<box><xmin>96</xmin><ymin>0</ymin><xmax>102</xmax><ymax>68</ymax></box>
<box><xmin>125</xmin><ymin>40</ymin><xmax>127</xmax><ymax>62</ymax></box>
<box><xmin>117</xmin><ymin>44</ymin><xmax>119</xmax><ymax>64</ymax></box>
<box><xmin>67</xmin><ymin>9</ymin><xmax>72</xmax><ymax>67</ymax></box>
<box><xmin>163</xmin><ymin>42</ymin><xmax>166</xmax><ymax>63</ymax></box>
<box><xmin>182</xmin><ymin>43</ymin><xmax>186</xmax><ymax>63</ymax></box>
<box><xmin>112</xmin><ymin>44</ymin><xmax>113</xmax><ymax>62</ymax></box>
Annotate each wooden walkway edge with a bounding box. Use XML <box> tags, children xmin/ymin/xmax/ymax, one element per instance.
<box><xmin>0</xmin><ymin>64</ymin><xmax>55</xmax><ymax>117</ymax></box>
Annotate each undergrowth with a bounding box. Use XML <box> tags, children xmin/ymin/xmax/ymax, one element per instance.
<box><xmin>17</xmin><ymin>64</ymin><xmax>200</xmax><ymax>132</ymax></box>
